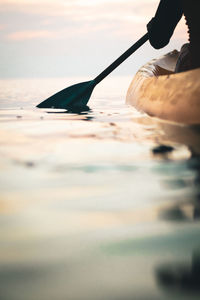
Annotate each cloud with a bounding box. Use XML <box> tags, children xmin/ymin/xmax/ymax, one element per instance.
<box><xmin>7</xmin><ymin>30</ymin><xmax>55</xmax><ymax>41</ymax></box>
<box><xmin>0</xmin><ymin>24</ymin><xmax>5</xmax><ymax>30</ymax></box>
<box><xmin>0</xmin><ymin>0</ymin><xmax>188</xmax><ymax>78</ymax></box>
<box><xmin>0</xmin><ymin>0</ymin><xmax>158</xmax><ymax>19</ymax></box>
<box><xmin>0</xmin><ymin>0</ymin><xmax>158</xmax><ymax>42</ymax></box>
<box><xmin>0</xmin><ymin>0</ymin><xmax>186</xmax><ymax>41</ymax></box>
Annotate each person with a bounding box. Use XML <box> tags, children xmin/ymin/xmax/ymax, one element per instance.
<box><xmin>147</xmin><ymin>0</ymin><xmax>200</xmax><ymax>73</ymax></box>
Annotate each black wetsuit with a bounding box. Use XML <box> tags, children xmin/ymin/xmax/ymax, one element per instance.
<box><xmin>147</xmin><ymin>0</ymin><xmax>200</xmax><ymax>70</ymax></box>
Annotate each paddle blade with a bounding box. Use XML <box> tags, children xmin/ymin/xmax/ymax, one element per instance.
<box><xmin>36</xmin><ymin>80</ymin><xmax>96</xmax><ymax>109</ymax></box>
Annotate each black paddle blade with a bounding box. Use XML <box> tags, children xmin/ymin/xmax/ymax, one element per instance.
<box><xmin>37</xmin><ymin>80</ymin><xmax>96</xmax><ymax>109</ymax></box>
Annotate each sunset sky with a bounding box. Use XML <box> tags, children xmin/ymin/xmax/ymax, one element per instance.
<box><xmin>0</xmin><ymin>0</ymin><xmax>188</xmax><ymax>78</ymax></box>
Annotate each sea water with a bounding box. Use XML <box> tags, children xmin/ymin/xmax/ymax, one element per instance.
<box><xmin>0</xmin><ymin>77</ymin><xmax>200</xmax><ymax>300</ymax></box>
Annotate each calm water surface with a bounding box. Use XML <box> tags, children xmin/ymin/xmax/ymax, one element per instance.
<box><xmin>0</xmin><ymin>77</ymin><xmax>200</xmax><ymax>300</ymax></box>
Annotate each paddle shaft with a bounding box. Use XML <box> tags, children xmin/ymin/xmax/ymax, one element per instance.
<box><xmin>94</xmin><ymin>33</ymin><xmax>148</xmax><ymax>85</ymax></box>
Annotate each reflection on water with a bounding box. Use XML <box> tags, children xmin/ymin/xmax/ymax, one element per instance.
<box><xmin>0</xmin><ymin>77</ymin><xmax>200</xmax><ymax>300</ymax></box>
<box><xmin>158</xmin><ymin>155</ymin><xmax>200</xmax><ymax>223</ymax></box>
<box><xmin>156</xmin><ymin>251</ymin><xmax>200</xmax><ymax>294</ymax></box>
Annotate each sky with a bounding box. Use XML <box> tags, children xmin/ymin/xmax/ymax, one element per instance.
<box><xmin>0</xmin><ymin>0</ymin><xmax>188</xmax><ymax>78</ymax></box>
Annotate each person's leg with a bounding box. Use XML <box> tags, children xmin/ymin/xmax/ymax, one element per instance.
<box><xmin>175</xmin><ymin>43</ymin><xmax>191</xmax><ymax>73</ymax></box>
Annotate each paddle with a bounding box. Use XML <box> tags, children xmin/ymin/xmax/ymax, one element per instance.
<box><xmin>37</xmin><ymin>33</ymin><xmax>148</xmax><ymax>110</ymax></box>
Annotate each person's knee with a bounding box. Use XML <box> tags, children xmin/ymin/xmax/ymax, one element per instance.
<box><xmin>175</xmin><ymin>43</ymin><xmax>191</xmax><ymax>73</ymax></box>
